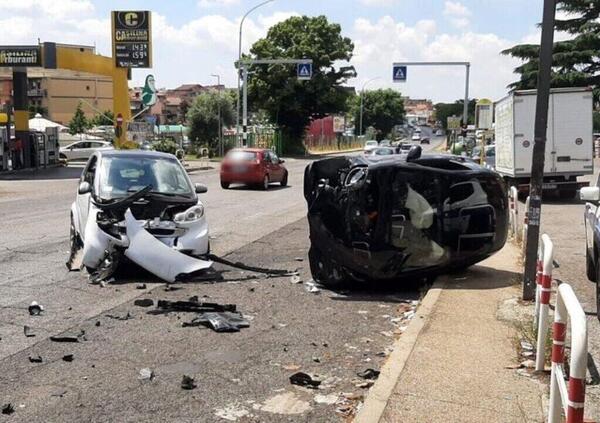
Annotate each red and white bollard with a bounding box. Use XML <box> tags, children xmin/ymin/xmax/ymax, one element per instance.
<box><xmin>548</xmin><ymin>283</ymin><xmax>588</xmax><ymax>423</ymax></box>
<box><xmin>535</xmin><ymin>234</ymin><xmax>553</xmax><ymax>371</ymax></box>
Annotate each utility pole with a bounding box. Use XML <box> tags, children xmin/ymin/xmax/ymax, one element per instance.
<box><xmin>522</xmin><ymin>0</ymin><xmax>556</xmax><ymax>300</ymax></box>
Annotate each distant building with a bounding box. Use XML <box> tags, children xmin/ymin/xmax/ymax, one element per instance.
<box><xmin>0</xmin><ymin>68</ymin><xmax>113</xmax><ymax>125</ymax></box>
<box><xmin>403</xmin><ymin>97</ymin><xmax>434</xmax><ymax>125</ymax></box>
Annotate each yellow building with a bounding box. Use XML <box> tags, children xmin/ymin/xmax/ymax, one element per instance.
<box><xmin>0</xmin><ymin>68</ymin><xmax>113</xmax><ymax>125</ymax></box>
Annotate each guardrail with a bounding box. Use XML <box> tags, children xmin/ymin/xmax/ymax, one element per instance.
<box><xmin>534</xmin><ymin>234</ymin><xmax>554</xmax><ymax>372</ymax></box>
<box><xmin>548</xmin><ymin>283</ymin><xmax>588</xmax><ymax>423</ymax></box>
<box><xmin>508</xmin><ymin>186</ymin><xmax>519</xmax><ymax>240</ymax></box>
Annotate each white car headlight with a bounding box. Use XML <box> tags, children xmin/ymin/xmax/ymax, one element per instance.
<box><xmin>174</xmin><ymin>204</ymin><xmax>205</xmax><ymax>223</ymax></box>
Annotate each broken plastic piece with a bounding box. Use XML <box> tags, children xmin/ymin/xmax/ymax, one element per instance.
<box><xmin>290</xmin><ymin>275</ymin><xmax>302</xmax><ymax>284</ymax></box>
<box><xmin>105</xmin><ymin>312</ymin><xmax>133</xmax><ymax>321</ymax></box>
<box><xmin>62</xmin><ymin>354</ymin><xmax>74</xmax><ymax>362</ymax></box>
<box><xmin>191</xmin><ymin>312</ymin><xmax>249</xmax><ymax>332</ymax></box>
<box><xmin>50</xmin><ymin>330</ymin><xmax>84</xmax><ymax>343</ymax></box>
<box><xmin>28</xmin><ymin>355</ymin><xmax>43</xmax><ymax>363</ymax></box>
<box><xmin>136</xmin><ymin>284</ymin><xmax>147</xmax><ymax>290</ymax></box>
<box><xmin>28</xmin><ymin>301</ymin><xmax>44</xmax><ymax>316</ymax></box>
<box><xmin>157</xmin><ymin>300</ymin><xmax>236</xmax><ymax>313</ymax></box>
<box><xmin>289</xmin><ymin>372</ymin><xmax>321</xmax><ymax>389</ymax></box>
<box><xmin>139</xmin><ymin>368</ymin><xmax>154</xmax><ymax>381</ymax></box>
<box><xmin>134</xmin><ymin>299</ymin><xmax>154</xmax><ymax>307</ymax></box>
<box><xmin>23</xmin><ymin>325</ymin><xmax>35</xmax><ymax>337</ymax></box>
<box><xmin>356</xmin><ymin>368</ymin><xmax>380</xmax><ymax>380</ymax></box>
<box><xmin>181</xmin><ymin>375</ymin><xmax>197</xmax><ymax>390</ymax></box>
<box><xmin>2</xmin><ymin>404</ymin><xmax>14</xmax><ymax>415</ymax></box>
<box><xmin>124</xmin><ymin>209</ymin><xmax>212</xmax><ymax>283</ymax></box>
<box><xmin>305</xmin><ymin>281</ymin><xmax>321</xmax><ymax>294</ymax></box>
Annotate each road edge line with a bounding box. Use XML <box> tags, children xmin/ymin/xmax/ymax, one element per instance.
<box><xmin>353</xmin><ymin>278</ymin><xmax>446</xmax><ymax>423</ymax></box>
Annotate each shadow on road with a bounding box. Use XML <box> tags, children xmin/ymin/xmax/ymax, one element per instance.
<box><xmin>225</xmin><ymin>184</ymin><xmax>292</xmax><ymax>192</ymax></box>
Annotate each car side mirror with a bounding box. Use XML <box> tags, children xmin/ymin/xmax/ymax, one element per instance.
<box><xmin>78</xmin><ymin>181</ymin><xmax>92</xmax><ymax>195</ymax></box>
<box><xmin>279</xmin><ymin>159</ymin><xmax>285</xmax><ymax>164</ymax></box>
<box><xmin>580</xmin><ymin>186</ymin><xmax>600</xmax><ymax>202</ymax></box>
<box><xmin>195</xmin><ymin>183</ymin><xmax>208</xmax><ymax>194</ymax></box>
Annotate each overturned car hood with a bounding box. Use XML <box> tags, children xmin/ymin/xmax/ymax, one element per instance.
<box><xmin>304</xmin><ymin>154</ymin><xmax>508</xmax><ymax>282</ymax></box>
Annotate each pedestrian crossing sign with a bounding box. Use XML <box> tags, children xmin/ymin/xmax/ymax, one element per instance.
<box><xmin>297</xmin><ymin>63</ymin><xmax>312</xmax><ymax>80</ymax></box>
<box><xmin>393</xmin><ymin>65</ymin><xmax>407</xmax><ymax>83</ymax></box>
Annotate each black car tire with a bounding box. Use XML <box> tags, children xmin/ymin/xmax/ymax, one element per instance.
<box><xmin>586</xmin><ymin>245</ymin><xmax>597</xmax><ymax>282</ymax></box>
<box><xmin>262</xmin><ymin>175</ymin><xmax>269</xmax><ymax>190</ymax></box>
<box><xmin>280</xmin><ymin>171</ymin><xmax>288</xmax><ymax>187</ymax></box>
<box><xmin>596</xmin><ymin>263</ymin><xmax>600</xmax><ymax>323</ymax></box>
<box><xmin>221</xmin><ymin>180</ymin><xmax>230</xmax><ymax>189</ymax></box>
<box><xmin>308</xmin><ymin>246</ymin><xmax>344</xmax><ymax>288</ymax></box>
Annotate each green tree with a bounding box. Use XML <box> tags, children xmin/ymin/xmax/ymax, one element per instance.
<box><xmin>186</xmin><ymin>90</ymin><xmax>235</xmax><ymax>152</ymax></box>
<box><xmin>502</xmin><ymin>1</ymin><xmax>600</xmax><ymax>103</ymax></box>
<box><xmin>90</xmin><ymin>110</ymin><xmax>114</xmax><ymax>127</ymax></box>
<box><xmin>247</xmin><ymin>15</ymin><xmax>355</xmax><ymax>152</ymax></box>
<box><xmin>434</xmin><ymin>99</ymin><xmax>476</xmax><ymax>129</ymax></box>
<box><xmin>68</xmin><ymin>102</ymin><xmax>90</xmax><ymax>135</ymax></box>
<box><xmin>351</xmin><ymin>89</ymin><xmax>405</xmax><ymax>140</ymax></box>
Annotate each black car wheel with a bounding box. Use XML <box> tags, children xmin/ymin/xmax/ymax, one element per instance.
<box><xmin>308</xmin><ymin>246</ymin><xmax>344</xmax><ymax>288</ymax></box>
<box><xmin>262</xmin><ymin>175</ymin><xmax>270</xmax><ymax>190</ymax></box>
<box><xmin>221</xmin><ymin>180</ymin><xmax>230</xmax><ymax>189</ymax></box>
<box><xmin>586</xmin><ymin>245</ymin><xmax>597</xmax><ymax>282</ymax></box>
<box><xmin>280</xmin><ymin>171</ymin><xmax>288</xmax><ymax>187</ymax></box>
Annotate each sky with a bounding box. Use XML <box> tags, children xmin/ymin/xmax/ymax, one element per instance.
<box><xmin>0</xmin><ymin>0</ymin><xmax>558</xmax><ymax>103</ymax></box>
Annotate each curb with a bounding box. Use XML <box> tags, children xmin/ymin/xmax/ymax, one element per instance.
<box><xmin>353</xmin><ymin>278</ymin><xmax>446</xmax><ymax>423</ymax></box>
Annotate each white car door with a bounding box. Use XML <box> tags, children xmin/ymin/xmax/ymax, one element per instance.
<box><xmin>77</xmin><ymin>156</ymin><xmax>98</xmax><ymax>239</ymax></box>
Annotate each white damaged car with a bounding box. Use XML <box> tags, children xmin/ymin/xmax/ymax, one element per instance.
<box><xmin>68</xmin><ymin>150</ymin><xmax>212</xmax><ymax>282</ymax></box>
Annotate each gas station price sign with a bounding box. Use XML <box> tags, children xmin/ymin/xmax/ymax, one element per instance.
<box><xmin>0</xmin><ymin>46</ymin><xmax>42</xmax><ymax>67</ymax></box>
<box><xmin>111</xmin><ymin>11</ymin><xmax>152</xmax><ymax>68</ymax></box>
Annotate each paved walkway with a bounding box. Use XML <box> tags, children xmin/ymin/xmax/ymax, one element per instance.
<box><xmin>362</xmin><ymin>242</ymin><xmax>548</xmax><ymax>422</ymax></box>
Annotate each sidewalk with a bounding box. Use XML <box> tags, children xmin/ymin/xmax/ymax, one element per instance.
<box><xmin>356</xmin><ymin>242</ymin><xmax>547</xmax><ymax>423</ymax></box>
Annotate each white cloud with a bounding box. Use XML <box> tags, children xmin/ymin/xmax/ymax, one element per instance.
<box><xmin>351</xmin><ymin>16</ymin><xmax>520</xmax><ymax>102</ymax></box>
<box><xmin>198</xmin><ymin>0</ymin><xmax>239</xmax><ymax>8</ymax></box>
<box><xmin>443</xmin><ymin>1</ymin><xmax>471</xmax><ymax>29</ymax></box>
<box><xmin>359</xmin><ymin>0</ymin><xmax>399</xmax><ymax>6</ymax></box>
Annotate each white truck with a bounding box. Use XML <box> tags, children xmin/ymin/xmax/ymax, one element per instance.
<box><xmin>494</xmin><ymin>87</ymin><xmax>594</xmax><ymax>198</ymax></box>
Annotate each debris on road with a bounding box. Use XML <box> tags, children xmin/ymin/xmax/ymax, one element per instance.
<box><xmin>133</xmin><ymin>299</ymin><xmax>154</xmax><ymax>307</ymax></box>
<box><xmin>28</xmin><ymin>355</ymin><xmax>43</xmax><ymax>363</ymax></box>
<box><xmin>157</xmin><ymin>299</ymin><xmax>236</xmax><ymax>313</ymax></box>
<box><xmin>187</xmin><ymin>312</ymin><xmax>250</xmax><ymax>332</ymax></box>
<box><xmin>355</xmin><ymin>380</ymin><xmax>375</xmax><ymax>389</ymax></box>
<box><xmin>62</xmin><ymin>354</ymin><xmax>74</xmax><ymax>362</ymax></box>
<box><xmin>23</xmin><ymin>325</ymin><xmax>35</xmax><ymax>337</ymax></box>
<box><xmin>2</xmin><ymin>403</ymin><xmax>15</xmax><ymax>415</ymax></box>
<box><xmin>105</xmin><ymin>313</ymin><xmax>133</xmax><ymax>321</ymax></box>
<box><xmin>138</xmin><ymin>368</ymin><xmax>155</xmax><ymax>381</ymax></box>
<box><xmin>50</xmin><ymin>330</ymin><xmax>85</xmax><ymax>343</ymax></box>
<box><xmin>289</xmin><ymin>372</ymin><xmax>321</xmax><ymax>389</ymax></box>
<box><xmin>181</xmin><ymin>375</ymin><xmax>197</xmax><ymax>390</ymax></box>
<box><xmin>136</xmin><ymin>283</ymin><xmax>147</xmax><ymax>290</ymax></box>
<box><xmin>356</xmin><ymin>368</ymin><xmax>380</xmax><ymax>380</ymax></box>
<box><xmin>290</xmin><ymin>275</ymin><xmax>302</xmax><ymax>284</ymax></box>
<box><xmin>305</xmin><ymin>280</ymin><xmax>321</xmax><ymax>294</ymax></box>
<box><xmin>28</xmin><ymin>301</ymin><xmax>44</xmax><ymax>316</ymax></box>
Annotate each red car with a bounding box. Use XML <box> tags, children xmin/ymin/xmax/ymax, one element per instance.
<box><xmin>220</xmin><ymin>148</ymin><xmax>288</xmax><ymax>190</ymax></box>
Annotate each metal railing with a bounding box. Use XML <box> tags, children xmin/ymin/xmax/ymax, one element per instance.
<box><xmin>534</xmin><ymin>233</ymin><xmax>554</xmax><ymax>371</ymax></box>
<box><xmin>548</xmin><ymin>283</ymin><xmax>588</xmax><ymax>423</ymax></box>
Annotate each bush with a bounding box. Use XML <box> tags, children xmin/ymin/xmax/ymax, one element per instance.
<box><xmin>152</xmin><ymin>139</ymin><xmax>179</xmax><ymax>155</ymax></box>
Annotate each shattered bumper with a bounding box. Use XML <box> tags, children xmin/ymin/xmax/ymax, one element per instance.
<box><xmin>79</xmin><ymin>206</ymin><xmax>212</xmax><ymax>282</ymax></box>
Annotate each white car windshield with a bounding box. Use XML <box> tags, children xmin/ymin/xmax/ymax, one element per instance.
<box><xmin>97</xmin><ymin>156</ymin><xmax>193</xmax><ymax>199</ymax></box>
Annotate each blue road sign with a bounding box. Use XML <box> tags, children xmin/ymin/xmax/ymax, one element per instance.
<box><xmin>393</xmin><ymin>65</ymin><xmax>407</xmax><ymax>83</ymax></box>
<box><xmin>297</xmin><ymin>63</ymin><xmax>312</xmax><ymax>80</ymax></box>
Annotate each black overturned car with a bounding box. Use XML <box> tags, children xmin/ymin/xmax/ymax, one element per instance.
<box><xmin>304</xmin><ymin>150</ymin><xmax>508</xmax><ymax>287</ymax></box>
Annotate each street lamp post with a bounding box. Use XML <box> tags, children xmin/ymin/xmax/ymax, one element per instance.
<box><xmin>360</xmin><ymin>77</ymin><xmax>380</xmax><ymax>137</ymax></box>
<box><xmin>211</xmin><ymin>74</ymin><xmax>223</xmax><ymax>157</ymax></box>
<box><xmin>236</xmin><ymin>0</ymin><xmax>275</xmax><ymax>146</ymax></box>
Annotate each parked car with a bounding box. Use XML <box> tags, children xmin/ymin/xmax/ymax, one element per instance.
<box><xmin>366</xmin><ymin>147</ymin><xmax>396</xmax><ymax>156</ymax></box>
<box><xmin>579</xmin><ymin>185</ymin><xmax>600</xmax><ymax>318</ymax></box>
<box><xmin>68</xmin><ymin>150</ymin><xmax>211</xmax><ymax>283</ymax></box>
<box><xmin>60</xmin><ymin>140</ymin><xmax>113</xmax><ymax>161</ymax></box>
<box><xmin>363</xmin><ymin>140</ymin><xmax>379</xmax><ymax>153</ymax></box>
<box><xmin>220</xmin><ymin>148</ymin><xmax>288</xmax><ymax>190</ymax></box>
<box><xmin>379</xmin><ymin>139</ymin><xmax>391</xmax><ymax>147</ymax></box>
<box><xmin>420</xmin><ymin>137</ymin><xmax>430</xmax><ymax>144</ymax></box>
<box><xmin>411</xmin><ymin>133</ymin><xmax>421</xmax><ymax>141</ymax></box>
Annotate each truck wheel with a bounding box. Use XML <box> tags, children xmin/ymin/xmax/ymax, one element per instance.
<box><xmin>586</xmin><ymin>247</ymin><xmax>597</xmax><ymax>282</ymax></box>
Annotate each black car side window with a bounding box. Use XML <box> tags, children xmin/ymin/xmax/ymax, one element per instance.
<box><xmin>83</xmin><ymin>156</ymin><xmax>97</xmax><ymax>185</ymax></box>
